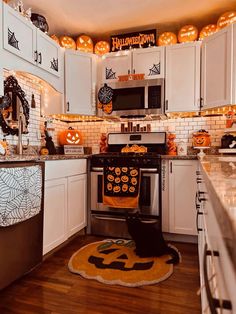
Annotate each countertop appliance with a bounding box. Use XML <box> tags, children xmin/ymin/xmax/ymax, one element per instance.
<box><xmin>0</xmin><ymin>161</ymin><xmax>44</xmax><ymax>290</ymax></box>
<box><xmin>97</xmin><ymin>78</ymin><xmax>165</xmax><ymax>118</ymax></box>
<box><xmin>88</xmin><ymin>132</ymin><xmax>166</xmax><ymax>238</ymax></box>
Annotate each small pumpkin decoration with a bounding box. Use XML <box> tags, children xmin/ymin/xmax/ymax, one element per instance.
<box><xmin>76</xmin><ymin>35</ymin><xmax>93</xmax><ymax>53</ymax></box>
<box><xmin>178</xmin><ymin>25</ymin><xmax>198</xmax><ymax>43</ymax></box>
<box><xmin>158</xmin><ymin>32</ymin><xmax>177</xmax><ymax>46</ymax></box>
<box><xmin>193</xmin><ymin>130</ymin><xmax>211</xmax><ymax>147</ymax></box>
<box><xmin>51</xmin><ymin>34</ymin><xmax>60</xmax><ymax>45</ymax></box>
<box><xmin>94</xmin><ymin>41</ymin><xmax>110</xmax><ymax>55</ymax></box>
<box><xmin>59</xmin><ymin>36</ymin><xmax>76</xmax><ymax>50</ymax></box>
<box><xmin>217</xmin><ymin>11</ymin><xmax>236</xmax><ymax>29</ymax></box>
<box><xmin>59</xmin><ymin>127</ymin><xmax>83</xmax><ymax>145</ymax></box>
<box><xmin>199</xmin><ymin>24</ymin><xmax>218</xmax><ymax>40</ymax></box>
<box><xmin>40</xmin><ymin>147</ymin><xmax>49</xmax><ymax>155</ymax></box>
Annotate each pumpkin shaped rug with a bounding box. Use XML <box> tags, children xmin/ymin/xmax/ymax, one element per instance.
<box><xmin>68</xmin><ymin>239</ymin><xmax>176</xmax><ymax>287</ymax></box>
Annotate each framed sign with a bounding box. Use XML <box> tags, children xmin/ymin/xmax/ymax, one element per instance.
<box><xmin>110</xmin><ymin>29</ymin><xmax>156</xmax><ymax>52</ymax></box>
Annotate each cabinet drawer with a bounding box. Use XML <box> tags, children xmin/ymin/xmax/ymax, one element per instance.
<box><xmin>45</xmin><ymin>159</ymin><xmax>87</xmax><ymax>180</ymax></box>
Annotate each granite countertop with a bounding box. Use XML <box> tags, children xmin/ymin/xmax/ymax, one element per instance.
<box><xmin>161</xmin><ymin>155</ymin><xmax>197</xmax><ymax>160</ymax></box>
<box><xmin>0</xmin><ymin>154</ymin><xmax>91</xmax><ymax>163</ymax></box>
<box><xmin>199</xmin><ymin>155</ymin><xmax>236</xmax><ymax>270</ymax></box>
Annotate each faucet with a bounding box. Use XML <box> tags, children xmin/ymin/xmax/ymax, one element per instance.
<box><xmin>16</xmin><ymin>112</ymin><xmax>23</xmax><ymax>155</ymax></box>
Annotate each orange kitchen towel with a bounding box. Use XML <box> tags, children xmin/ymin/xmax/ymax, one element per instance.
<box><xmin>103</xmin><ymin>166</ymin><xmax>140</xmax><ymax>208</ymax></box>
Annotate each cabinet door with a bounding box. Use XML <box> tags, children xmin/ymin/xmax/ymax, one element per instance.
<box><xmin>201</xmin><ymin>26</ymin><xmax>232</xmax><ymax>109</ymax></box>
<box><xmin>43</xmin><ymin>178</ymin><xmax>67</xmax><ymax>255</ymax></box>
<box><xmin>132</xmin><ymin>47</ymin><xmax>165</xmax><ymax>79</ymax></box>
<box><xmin>3</xmin><ymin>3</ymin><xmax>36</xmax><ymax>64</ymax></box>
<box><xmin>36</xmin><ymin>29</ymin><xmax>61</xmax><ymax>77</ymax></box>
<box><xmin>65</xmin><ymin>50</ymin><xmax>95</xmax><ymax>115</ymax></box>
<box><xmin>67</xmin><ymin>174</ymin><xmax>87</xmax><ymax>237</ymax></box>
<box><xmin>165</xmin><ymin>42</ymin><xmax>201</xmax><ymax>112</ymax></box>
<box><xmin>169</xmin><ymin>160</ymin><xmax>198</xmax><ymax>235</ymax></box>
<box><xmin>101</xmin><ymin>51</ymin><xmax>132</xmax><ymax>83</ymax></box>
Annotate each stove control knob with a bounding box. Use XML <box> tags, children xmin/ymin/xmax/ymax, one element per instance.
<box><xmin>98</xmin><ymin>158</ymin><xmax>104</xmax><ymax>165</ymax></box>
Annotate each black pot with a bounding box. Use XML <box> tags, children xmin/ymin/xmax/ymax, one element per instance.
<box><xmin>31</xmin><ymin>13</ymin><xmax>49</xmax><ymax>33</ymax></box>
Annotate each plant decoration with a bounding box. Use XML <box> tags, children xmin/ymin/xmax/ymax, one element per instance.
<box><xmin>217</xmin><ymin>11</ymin><xmax>236</xmax><ymax>29</ymax></box>
<box><xmin>59</xmin><ymin>36</ymin><xmax>76</xmax><ymax>50</ymax></box>
<box><xmin>76</xmin><ymin>35</ymin><xmax>94</xmax><ymax>53</ymax></box>
<box><xmin>59</xmin><ymin>127</ymin><xmax>83</xmax><ymax>146</ymax></box>
<box><xmin>97</xmin><ymin>83</ymin><xmax>113</xmax><ymax>114</ymax></box>
<box><xmin>178</xmin><ymin>25</ymin><xmax>198</xmax><ymax>43</ymax></box>
<box><xmin>158</xmin><ymin>32</ymin><xmax>177</xmax><ymax>46</ymax></box>
<box><xmin>199</xmin><ymin>24</ymin><xmax>218</xmax><ymax>40</ymax></box>
<box><xmin>94</xmin><ymin>41</ymin><xmax>110</xmax><ymax>55</ymax></box>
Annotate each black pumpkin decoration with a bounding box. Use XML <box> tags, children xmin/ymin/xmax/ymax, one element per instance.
<box><xmin>31</xmin><ymin>13</ymin><xmax>49</xmax><ymax>33</ymax></box>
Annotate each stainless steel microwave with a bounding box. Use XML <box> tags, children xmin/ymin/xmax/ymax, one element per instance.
<box><xmin>97</xmin><ymin>78</ymin><xmax>165</xmax><ymax>118</ymax></box>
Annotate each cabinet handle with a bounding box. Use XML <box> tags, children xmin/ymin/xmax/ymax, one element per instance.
<box><xmin>34</xmin><ymin>50</ymin><xmax>38</xmax><ymax>62</ymax></box>
<box><xmin>195</xmin><ymin>192</ymin><xmax>201</xmax><ymax>210</ymax></box>
<box><xmin>198</xmin><ymin>191</ymin><xmax>207</xmax><ymax>202</ymax></box>
<box><xmin>128</xmin><ymin>69</ymin><xmax>130</xmax><ymax>75</ymax></box>
<box><xmin>67</xmin><ymin>101</ymin><xmax>70</xmax><ymax>111</ymax></box>
<box><xmin>200</xmin><ymin>97</ymin><xmax>203</xmax><ymax>110</ymax></box>
<box><xmin>203</xmin><ymin>245</ymin><xmax>232</xmax><ymax>313</ymax></box>
<box><xmin>165</xmin><ymin>99</ymin><xmax>168</xmax><ymax>111</ymax></box>
<box><xmin>38</xmin><ymin>52</ymin><xmax>42</xmax><ymax>64</ymax></box>
<box><xmin>170</xmin><ymin>161</ymin><xmax>172</xmax><ymax>173</ymax></box>
<box><xmin>196</xmin><ymin>210</ymin><xmax>203</xmax><ymax>232</ymax></box>
<box><xmin>133</xmin><ymin>69</ymin><xmax>135</xmax><ymax>74</ymax></box>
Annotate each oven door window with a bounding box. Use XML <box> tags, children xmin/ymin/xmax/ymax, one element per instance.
<box><xmin>112</xmin><ymin>87</ymin><xmax>145</xmax><ymax>111</ymax></box>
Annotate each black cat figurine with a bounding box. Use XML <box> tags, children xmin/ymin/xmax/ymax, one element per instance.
<box><xmin>126</xmin><ymin>213</ymin><xmax>180</xmax><ymax>264</ymax></box>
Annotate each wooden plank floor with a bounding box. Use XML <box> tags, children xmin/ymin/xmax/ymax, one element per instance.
<box><xmin>0</xmin><ymin>235</ymin><xmax>201</xmax><ymax>314</ymax></box>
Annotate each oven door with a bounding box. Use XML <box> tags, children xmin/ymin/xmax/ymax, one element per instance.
<box><xmin>90</xmin><ymin>167</ymin><xmax>160</xmax><ymax>216</ymax></box>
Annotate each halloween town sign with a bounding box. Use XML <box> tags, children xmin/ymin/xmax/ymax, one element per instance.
<box><xmin>111</xmin><ymin>29</ymin><xmax>156</xmax><ymax>51</ymax></box>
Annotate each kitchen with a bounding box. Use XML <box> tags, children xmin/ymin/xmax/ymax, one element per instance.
<box><xmin>0</xmin><ymin>0</ymin><xmax>236</xmax><ymax>313</ymax></box>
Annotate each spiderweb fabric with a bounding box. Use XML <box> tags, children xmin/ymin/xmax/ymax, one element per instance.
<box><xmin>0</xmin><ymin>165</ymin><xmax>42</xmax><ymax>227</ymax></box>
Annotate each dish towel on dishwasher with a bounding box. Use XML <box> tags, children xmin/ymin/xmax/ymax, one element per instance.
<box><xmin>103</xmin><ymin>166</ymin><xmax>140</xmax><ymax>208</ymax></box>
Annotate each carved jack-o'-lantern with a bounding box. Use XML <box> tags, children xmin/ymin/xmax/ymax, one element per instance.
<box><xmin>178</xmin><ymin>25</ymin><xmax>198</xmax><ymax>43</ymax></box>
<box><xmin>59</xmin><ymin>128</ymin><xmax>83</xmax><ymax>145</ymax></box>
<box><xmin>76</xmin><ymin>35</ymin><xmax>93</xmax><ymax>53</ymax></box>
<box><xmin>59</xmin><ymin>36</ymin><xmax>76</xmax><ymax>50</ymax></box>
<box><xmin>158</xmin><ymin>32</ymin><xmax>177</xmax><ymax>46</ymax></box>
<box><xmin>94</xmin><ymin>41</ymin><xmax>110</xmax><ymax>55</ymax></box>
<box><xmin>217</xmin><ymin>11</ymin><xmax>236</xmax><ymax>29</ymax></box>
<box><xmin>51</xmin><ymin>34</ymin><xmax>60</xmax><ymax>45</ymax></box>
<box><xmin>199</xmin><ymin>24</ymin><xmax>218</xmax><ymax>40</ymax></box>
<box><xmin>193</xmin><ymin>130</ymin><xmax>211</xmax><ymax>147</ymax></box>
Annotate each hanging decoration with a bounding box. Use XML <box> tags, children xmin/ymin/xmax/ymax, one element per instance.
<box><xmin>8</xmin><ymin>29</ymin><xmax>20</xmax><ymax>50</ymax></box>
<box><xmin>31</xmin><ymin>13</ymin><xmax>49</xmax><ymax>33</ymax></box>
<box><xmin>105</xmin><ymin>67</ymin><xmax>116</xmax><ymax>80</ymax></box>
<box><xmin>199</xmin><ymin>24</ymin><xmax>218</xmax><ymax>40</ymax></box>
<box><xmin>76</xmin><ymin>35</ymin><xmax>94</xmax><ymax>53</ymax></box>
<box><xmin>95</xmin><ymin>41</ymin><xmax>110</xmax><ymax>55</ymax></box>
<box><xmin>50</xmin><ymin>34</ymin><xmax>60</xmax><ymax>45</ymax></box>
<box><xmin>110</xmin><ymin>29</ymin><xmax>156</xmax><ymax>51</ymax></box>
<box><xmin>178</xmin><ymin>25</ymin><xmax>198</xmax><ymax>43</ymax></box>
<box><xmin>158</xmin><ymin>32</ymin><xmax>177</xmax><ymax>46</ymax></box>
<box><xmin>50</xmin><ymin>58</ymin><xmax>58</xmax><ymax>72</ymax></box>
<box><xmin>148</xmin><ymin>63</ymin><xmax>160</xmax><ymax>76</ymax></box>
<box><xmin>217</xmin><ymin>11</ymin><xmax>236</xmax><ymax>29</ymax></box>
<box><xmin>59</xmin><ymin>36</ymin><xmax>76</xmax><ymax>49</ymax></box>
<box><xmin>97</xmin><ymin>84</ymin><xmax>113</xmax><ymax>114</ymax></box>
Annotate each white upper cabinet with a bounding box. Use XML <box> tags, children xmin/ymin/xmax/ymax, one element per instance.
<box><xmin>132</xmin><ymin>46</ymin><xmax>165</xmax><ymax>79</ymax></box>
<box><xmin>201</xmin><ymin>25</ymin><xmax>233</xmax><ymax>109</ymax></box>
<box><xmin>65</xmin><ymin>50</ymin><xmax>96</xmax><ymax>115</ymax></box>
<box><xmin>3</xmin><ymin>3</ymin><xmax>62</xmax><ymax>78</ymax></box>
<box><xmin>165</xmin><ymin>42</ymin><xmax>201</xmax><ymax>112</ymax></box>
<box><xmin>3</xmin><ymin>3</ymin><xmax>36</xmax><ymax>64</ymax></box>
<box><xmin>101</xmin><ymin>50</ymin><xmax>132</xmax><ymax>83</ymax></box>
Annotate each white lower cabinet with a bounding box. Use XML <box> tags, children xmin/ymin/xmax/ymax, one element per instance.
<box><xmin>43</xmin><ymin>160</ymin><xmax>87</xmax><ymax>255</ymax></box>
<box><xmin>168</xmin><ymin>160</ymin><xmax>198</xmax><ymax>235</ymax></box>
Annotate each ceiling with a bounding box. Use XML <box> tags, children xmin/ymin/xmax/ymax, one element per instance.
<box><xmin>22</xmin><ymin>0</ymin><xmax>236</xmax><ymax>39</ymax></box>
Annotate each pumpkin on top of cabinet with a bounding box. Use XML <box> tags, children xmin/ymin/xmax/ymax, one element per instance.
<box><xmin>95</xmin><ymin>41</ymin><xmax>110</xmax><ymax>55</ymax></box>
<box><xmin>199</xmin><ymin>24</ymin><xmax>218</xmax><ymax>40</ymax></box>
<box><xmin>178</xmin><ymin>25</ymin><xmax>198</xmax><ymax>43</ymax></box>
<box><xmin>51</xmin><ymin>34</ymin><xmax>60</xmax><ymax>45</ymax></box>
<box><xmin>59</xmin><ymin>128</ymin><xmax>83</xmax><ymax>145</ymax></box>
<box><xmin>158</xmin><ymin>32</ymin><xmax>177</xmax><ymax>46</ymax></box>
<box><xmin>76</xmin><ymin>35</ymin><xmax>93</xmax><ymax>53</ymax></box>
<box><xmin>217</xmin><ymin>11</ymin><xmax>236</xmax><ymax>29</ymax></box>
<box><xmin>59</xmin><ymin>36</ymin><xmax>76</xmax><ymax>50</ymax></box>
<box><xmin>192</xmin><ymin>130</ymin><xmax>211</xmax><ymax>147</ymax></box>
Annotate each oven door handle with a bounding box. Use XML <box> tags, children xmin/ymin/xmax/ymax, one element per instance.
<box><xmin>91</xmin><ymin>167</ymin><xmax>103</xmax><ymax>172</ymax></box>
<box><xmin>93</xmin><ymin>215</ymin><xmax>158</xmax><ymax>224</ymax></box>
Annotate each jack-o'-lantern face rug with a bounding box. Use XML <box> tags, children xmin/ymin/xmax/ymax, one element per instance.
<box><xmin>68</xmin><ymin>239</ymin><xmax>174</xmax><ymax>287</ymax></box>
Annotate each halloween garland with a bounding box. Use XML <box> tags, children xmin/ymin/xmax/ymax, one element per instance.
<box><xmin>97</xmin><ymin>83</ymin><xmax>113</xmax><ymax>114</ymax></box>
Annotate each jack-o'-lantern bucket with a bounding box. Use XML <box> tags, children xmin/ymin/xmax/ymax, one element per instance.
<box><xmin>192</xmin><ymin>130</ymin><xmax>211</xmax><ymax>147</ymax></box>
<box><xmin>59</xmin><ymin>127</ymin><xmax>83</xmax><ymax>145</ymax></box>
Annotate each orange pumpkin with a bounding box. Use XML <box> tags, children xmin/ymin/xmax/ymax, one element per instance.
<box><xmin>76</xmin><ymin>35</ymin><xmax>93</xmax><ymax>53</ymax></box>
<box><xmin>217</xmin><ymin>11</ymin><xmax>236</xmax><ymax>29</ymax></box>
<box><xmin>50</xmin><ymin>34</ymin><xmax>60</xmax><ymax>45</ymax></box>
<box><xmin>178</xmin><ymin>25</ymin><xmax>198</xmax><ymax>43</ymax></box>
<box><xmin>158</xmin><ymin>32</ymin><xmax>177</xmax><ymax>46</ymax></box>
<box><xmin>193</xmin><ymin>130</ymin><xmax>211</xmax><ymax>147</ymax></box>
<box><xmin>95</xmin><ymin>41</ymin><xmax>110</xmax><ymax>55</ymax></box>
<box><xmin>199</xmin><ymin>24</ymin><xmax>218</xmax><ymax>40</ymax></box>
<box><xmin>59</xmin><ymin>128</ymin><xmax>83</xmax><ymax>145</ymax></box>
<box><xmin>59</xmin><ymin>36</ymin><xmax>76</xmax><ymax>50</ymax></box>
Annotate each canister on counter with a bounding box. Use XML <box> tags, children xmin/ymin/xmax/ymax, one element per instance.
<box><xmin>177</xmin><ymin>142</ymin><xmax>187</xmax><ymax>155</ymax></box>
